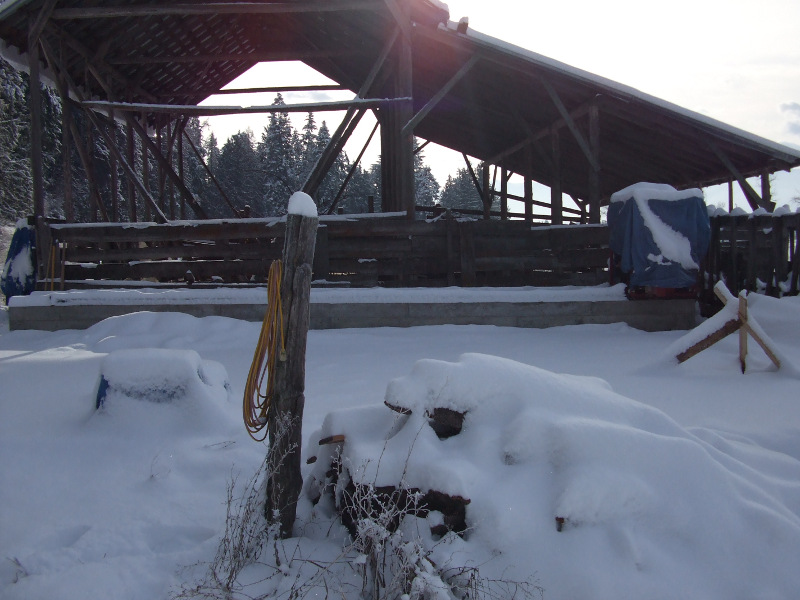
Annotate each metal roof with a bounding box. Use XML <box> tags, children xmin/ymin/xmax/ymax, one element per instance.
<box><xmin>2</xmin><ymin>0</ymin><xmax>798</xmax><ymax>206</ymax></box>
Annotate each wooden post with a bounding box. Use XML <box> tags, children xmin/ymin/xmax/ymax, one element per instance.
<box><xmin>481</xmin><ymin>163</ymin><xmax>491</xmax><ymax>219</ymax></box>
<box><xmin>500</xmin><ymin>168</ymin><xmax>508</xmax><ymax>220</ymax></box>
<box><xmin>265</xmin><ymin>199</ymin><xmax>319</xmax><ymax>538</ymax></box>
<box><xmin>550</xmin><ymin>127</ymin><xmax>562</xmax><ymax>225</ymax></box>
<box><xmin>141</xmin><ymin>113</ymin><xmax>151</xmax><ymax>221</ymax></box>
<box><xmin>126</xmin><ymin>119</ymin><xmax>137</xmax><ymax>222</ymax></box>
<box><xmin>588</xmin><ymin>103</ymin><xmax>601</xmax><ymax>224</ymax></box>
<box><xmin>109</xmin><ymin>111</ymin><xmax>119</xmax><ymax>221</ymax></box>
<box><xmin>524</xmin><ymin>176</ymin><xmax>533</xmax><ymax>225</ymax></box>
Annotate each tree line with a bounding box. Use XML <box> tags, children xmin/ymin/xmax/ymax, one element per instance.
<box><xmin>1</xmin><ymin>57</ymin><xmax>490</xmax><ymax>224</ymax></box>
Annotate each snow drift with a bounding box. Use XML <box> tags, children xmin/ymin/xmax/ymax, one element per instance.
<box><xmin>306</xmin><ymin>353</ymin><xmax>800</xmax><ymax>599</ymax></box>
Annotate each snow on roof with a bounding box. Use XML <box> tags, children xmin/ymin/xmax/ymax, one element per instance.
<box><xmin>444</xmin><ymin>21</ymin><xmax>800</xmax><ymax>163</ymax></box>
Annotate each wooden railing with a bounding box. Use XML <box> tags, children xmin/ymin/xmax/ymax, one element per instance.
<box><xmin>702</xmin><ymin>213</ymin><xmax>800</xmax><ymax>302</ymax></box>
<box><xmin>40</xmin><ymin>214</ymin><xmax>611</xmax><ymax>289</ymax></box>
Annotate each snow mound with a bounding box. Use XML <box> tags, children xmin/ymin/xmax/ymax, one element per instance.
<box><xmin>95</xmin><ymin>348</ymin><xmax>231</xmax><ymax>432</ymax></box>
<box><xmin>306</xmin><ymin>353</ymin><xmax>800</xmax><ymax>599</ymax></box>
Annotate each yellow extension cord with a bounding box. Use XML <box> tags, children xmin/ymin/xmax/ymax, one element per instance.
<box><xmin>243</xmin><ymin>260</ymin><xmax>286</xmax><ymax>441</ymax></box>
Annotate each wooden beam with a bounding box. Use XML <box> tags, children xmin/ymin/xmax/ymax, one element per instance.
<box><xmin>303</xmin><ymin>109</ymin><xmax>366</xmax><ymax>197</ymax></box>
<box><xmin>482</xmin><ymin>161</ymin><xmax>492</xmax><ymax>219</ymax></box>
<box><xmin>709</xmin><ymin>143</ymin><xmax>769</xmax><ymax>211</ymax></box>
<box><xmin>29</xmin><ymin>0</ymin><xmax>59</xmax><ymax>46</ymax></box>
<box><xmin>107</xmin><ymin>49</ymin><xmax>357</xmax><ymax>65</ymax></box>
<box><xmin>540</xmin><ymin>78</ymin><xmax>600</xmax><ymax>172</ymax></box>
<box><xmin>51</xmin><ymin>1</ymin><xmax>379</xmax><ymax>19</ymax></box>
<box><xmin>181</xmin><ymin>128</ymin><xmax>241</xmax><ymax>218</ymax></box>
<box><xmin>382</xmin><ymin>0</ymin><xmax>412</xmax><ymax>39</ymax></box>
<box><xmin>324</xmin><ymin>121</ymin><xmax>380</xmax><ymax>215</ymax></box>
<box><xmin>402</xmin><ymin>54</ymin><xmax>479</xmax><ymax>137</ymax></box>
<box><xmin>303</xmin><ymin>30</ymin><xmax>399</xmax><ymax>198</ymax></box>
<box><xmin>124</xmin><ymin>114</ymin><xmax>208</xmax><ymax>219</ymax></box>
<box><xmin>463</xmin><ymin>154</ymin><xmax>483</xmax><ymax>198</ymax></box>
<box><xmin>551</xmin><ymin>127</ymin><xmax>562</xmax><ymax>225</ymax></box>
<box><xmin>78</xmin><ymin>106</ymin><xmax>168</xmax><ymax>222</ymax></box>
<box><xmin>82</xmin><ymin>97</ymin><xmax>410</xmax><ymax>117</ymax></box>
<box><xmin>212</xmin><ymin>84</ymin><xmax>347</xmax><ymax>96</ymax></box>
<box><xmin>487</xmin><ymin>100</ymin><xmax>594</xmax><ymax>167</ymax></box>
<box><xmin>523</xmin><ymin>175</ymin><xmax>533</xmax><ymax>224</ymax></box>
<box><xmin>46</xmin><ymin>21</ymin><xmax>158</xmax><ymax>103</ymax></box>
<box><xmin>588</xmin><ymin>102</ymin><xmax>601</xmax><ymax>224</ymax></box>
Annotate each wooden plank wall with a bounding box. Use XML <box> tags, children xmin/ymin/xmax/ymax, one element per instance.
<box><xmin>42</xmin><ymin>216</ymin><xmax>611</xmax><ymax>289</ymax></box>
<box><xmin>703</xmin><ymin>213</ymin><xmax>800</xmax><ymax>302</ymax></box>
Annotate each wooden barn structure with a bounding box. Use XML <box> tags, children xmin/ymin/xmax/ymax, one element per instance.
<box><xmin>2</xmin><ymin>0</ymin><xmax>800</xmax><ymax>290</ymax></box>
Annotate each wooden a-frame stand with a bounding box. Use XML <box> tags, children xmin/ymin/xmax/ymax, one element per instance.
<box><xmin>677</xmin><ymin>282</ymin><xmax>781</xmax><ymax>373</ymax></box>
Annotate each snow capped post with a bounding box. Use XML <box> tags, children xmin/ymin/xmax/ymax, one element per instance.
<box><xmin>265</xmin><ymin>192</ymin><xmax>318</xmax><ymax>538</ymax></box>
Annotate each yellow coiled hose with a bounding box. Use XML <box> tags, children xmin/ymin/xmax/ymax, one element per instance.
<box><xmin>243</xmin><ymin>260</ymin><xmax>285</xmax><ymax>441</ymax></box>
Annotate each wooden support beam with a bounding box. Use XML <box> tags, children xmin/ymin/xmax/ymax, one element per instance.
<box><xmin>709</xmin><ymin>143</ymin><xmax>771</xmax><ymax>211</ymax></box>
<box><xmin>46</xmin><ymin>22</ymin><xmax>158</xmax><ymax>103</ymax></box>
<box><xmin>551</xmin><ymin>127</ymin><xmax>562</xmax><ymax>225</ymax></box>
<box><xmin>382</xmin><ymin>0</ymin><xmax>412</xmax><ymax>39</ymax></box>
<box><xmin>126</xmin><ymin>119</ymin><xmax>136</xmax><ymax>222</ymax></box>
<box><xmin>524</xmin><ymin>175</ymin><xmax>533</xmax><ymax>224</ymax></box>
<box><xmin>182</xmin><ymin>128</ymin><xmax>241</xmax><ymax>218</ymax></box>
<box><xmin>540</xmin><ymin>78</ymin><xmax>600</xmax><ymax>172</ymax></box>
<box><xmin>500</xmin><ymin>168</ymin><xmax>508</xmax><ymax>220</ymax></box>
<box><xmin>481</xmin><ymin>162</ymin><xmax>492</xmax><ymax>220</ymax></box>
<box><xmin>303</xmin><ymin>109</ymin><xmax>366</xmax><ymax>198</ymax></box>
<box><xmin>324</xmin><ymin>121</ymin><xmax>380</xmax><ymax>215</ymax></box>
<box><xmin>761</xmin><ymin>170</ymin><xmax>772</xmax><ymax>208</ymax></box>
<box><xmin>401</xmin><ymin>54</ymin><xmax>479</xmax><ymax>137</ymax></box>
<box><xmin>108</xmin><ymin>49</ymin><xmax>357</xmax><ymax>65</ymax></box>
<box><xmin>83</xmin><ymin>97</ymin><xmax>410</xmax><ymax>117</ymax></box>
<box><xmin>588</xmin><ymin>102</ymin><xmax>601</xmax><ymax>224</ymax></box>
<box><xmin>125</xmin><ymin>114</ymin><xmax>207</xmax><ymax>219</ymax></box>
<box><xmin>109</xmin><ymin>110</ymin><xmax>119</xmax><ymax>221</ymax></box>
<box><xmin>463</xmin><ymin>154</ymin><xmax>483</xmax><ymax>198</ymax></box>
<box><xmin>414</xmin><ymin>138</ymin><xmax>432</xmax><ymax>155</ymax></box>
<box><xmin>212</xmin><ymin>84</ymin><xmax>347</xmax><ymax>96</ymax></box>
<box><xmin>81</xmin><ymin>107</ymin><xmax>168</xmax><ymax>223</ymax></box>
<box><xmin>52</xmin><ymin>1</ymin><xmax>379</xmax><ymax>19</ymax></box>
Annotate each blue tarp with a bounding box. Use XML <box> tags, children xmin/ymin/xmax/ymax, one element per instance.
<box><xmin>1</xmin><ymin>221</ymin><xmax>37</xmax><ymax>302</ymax></box>
<box><xmin>608</xmin><ymin>184</ymin><xmax>710</xmax><ymax>289</ymax></box>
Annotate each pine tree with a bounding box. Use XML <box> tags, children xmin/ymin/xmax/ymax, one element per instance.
<box><xmin>259</xmin><ymin>94</ymin><xmax>298</xmax><ymax>215</ymax></box>
<box><xmin>439</xmin><ymin>163</ymin><xmax>484</xmax><ymax>212</ymax></box>
<box><xmin>414</xmin><ymin>141</ymin><xmax>440</xmax><ymax>206</ymax></box>
<box><xmin>218</xmin><ymin>129</ymin><xmax>260</xmax><ymax>214</ymax></box>
<box><xmin>0</xmin><ymin>58</ymin><xmax>31</xmax><ymax>222</ymax></box>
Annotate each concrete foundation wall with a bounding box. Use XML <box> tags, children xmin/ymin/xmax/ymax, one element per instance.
<box><xmin>9</xmin><ymin>299</ymin><xmax>697</xmax><ymax>332</ymax></box>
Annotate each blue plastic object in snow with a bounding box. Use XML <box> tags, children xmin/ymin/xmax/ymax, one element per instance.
<box><xmin>1</xmin><ymin>221</ymin><xmax>37</xmax><ymax>302</ymax></box>
<box><xmin>608</xmin><ymin>183</ymin><xmax>710</xmax><ymax>290</ymax></box>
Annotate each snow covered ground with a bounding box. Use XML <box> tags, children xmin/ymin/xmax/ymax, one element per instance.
<box><xmin>1</xmin><ymin>292</ymin><xmax>800</xmax><ymax>600</ymax></box>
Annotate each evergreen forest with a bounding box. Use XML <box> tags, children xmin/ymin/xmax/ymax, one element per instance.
<box><xmin>0</xmin><ymin>57</ymin><xmax>493</xmax><ymax>225</ymax></box>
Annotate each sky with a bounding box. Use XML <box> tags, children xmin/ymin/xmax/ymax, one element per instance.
<box><xmin>201</xmin><ymin>0</ymin><xmax>800</xmax><ymax>209</ymax></box>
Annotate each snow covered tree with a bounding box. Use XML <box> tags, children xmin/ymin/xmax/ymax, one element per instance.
<box><xmin>259</xmin><ymin>94</ymin><xmax>298</xmax><ymax>215</ymax></box>
<box><xmin>0</xmin><ymin>58</ymin><xmax>31</xmax><ymax>222</ymax></box>
<box><xmin>218</xmin><ymin>129</ymin><xmax>261</xmax><ymax>215</ymax></box>
<box><xmin>439</xmin><ymin>163</ymin><xmax>484</xmax><ymax>212</ymax></box>
<box><xmin>414</xmin><ymin>141</ymin><xmax>440</xmax><ymax>206</ymax></box>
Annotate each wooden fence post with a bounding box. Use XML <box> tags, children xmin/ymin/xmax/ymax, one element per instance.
<box><xmin>265</xmin><ymin>194</ymin><xmax>319</xmax><ymax>538</ymax></box>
